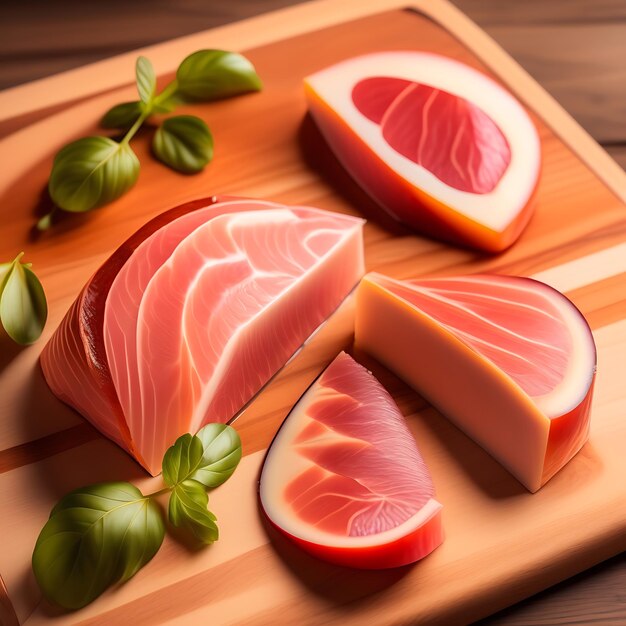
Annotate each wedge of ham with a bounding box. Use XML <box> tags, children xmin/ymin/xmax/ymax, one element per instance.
<box><xmin>41</xmin><ymin>198</ymin><xmax>365</xmax><ymax>474</ymax></box>
<box><xmin>355</xmin><ymin>273</ymin><xmax>596</xmax><ymax>492</ymax></box>
<box><xmin>260</xmin><ymin>351</ymin><xmax>443</xmax><ymax>568</ymax></box>
<box><xmin>305</xmin><ymin>52</ymin><xmax>541</xmax><ymax>252</ymax></box>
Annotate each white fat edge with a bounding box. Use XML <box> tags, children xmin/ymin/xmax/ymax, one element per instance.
<box><xmin>526</xmin><ymin>284</ymin><xmax>597</xmax><ymax>416</ymax></box>
<box><xmin>427</xmin><ymin>274</ymin><xmax>597</xmax><ymax>416</ymax></box>
<box><xmin>306</xmin><ymin>51</ymin><xmax>541</xmax><ymax>233</ymax></box>
<box><xmin>259</xmin><ymin>377</ymin><xmax>442</xmax><ymax>548</ymax></box>
<box><xmin>368</xmin><ymin>273</ymin><xmax>595</xmax><ymax>418</ymax></box>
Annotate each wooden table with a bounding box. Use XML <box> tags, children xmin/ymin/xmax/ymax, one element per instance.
<box><xmin>0</xmin><ymin>1</ymin><xmax>624</xmax><ymax>624</ymax></box>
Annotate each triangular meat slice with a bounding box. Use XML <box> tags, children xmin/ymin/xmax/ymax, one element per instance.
<box><xmin>40</xmin><ymin>196</ymin><xmax>221</xmax><ymax>456</ymax></box>
<box><xmin>41</xmin><ymin>199</ymin><xmax>365</xmax><ymax>474</ymax></box>
<box><xmin>260</xmin><ymin>351</ymin><xmax>443</xmax><ymax>569</ymax></box>
<box><xmin>355</xmin><ymin>273</ymin><xmax>596</xmax><ymax>492</ymax></box>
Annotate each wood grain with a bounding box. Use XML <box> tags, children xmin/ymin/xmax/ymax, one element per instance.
<box><xmin>451</xmin><ymin>1</ymin><xmax>626</xmax><ymax>24</ymax></box>
<box><xmin>455</xmin><ymin>1</ymin><xmax>626</xmax><ymax>175</ymax></box>
<box><xmin>479</xmin><ymin>553</ymin><xmax>626</xmax><ymax>626</ymax></box>
<box><xmin>0</xmin><ymin>2</ymin><xmax>625</xmax><ymax>626</ymax></box>
<box><xmin>2</xmin><ymin>0</ymin><xmax>624</xmax><ymax>173</ymax></box>
<box><xmin>0</xmin><ymin>0</ymin><xmax>308</xmax><ymax>90</ymax></box>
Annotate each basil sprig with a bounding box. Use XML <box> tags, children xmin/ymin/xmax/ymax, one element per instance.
<box><xmin>162</xmin><ymin>424</ymin><xmax>241</xmax><ymax>541</ymax></box>
<box><xmin>0</xmin><ymin>252</ymin><xmax>47</xmax><ymax>345</ymax></box>
<box><xmin>32</xmin><ymin>423</ymin><xmax>242</xmax><ymax>610</ymax></box>
<box><xmin>42</xmin><ymin>50</ymin><xmax>262</xmax><ymax>229</ymax></box>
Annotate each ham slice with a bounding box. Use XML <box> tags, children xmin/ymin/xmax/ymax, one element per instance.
<box><xmin>305</xmin><ymin>52</ymin><xmax>541</xmax><ymax>252</ymax></box>
<box><xmin>356</xmin><ymin>79</ymin><xmax>512</xmax><ymax>194</ymax></box>
<box><xmin>355</xmin><ymin>273</ymin><xmax>596</xmax><ymax>492</ymax></box>
<box><xmin>41</xmin><ymin>198</ymin><xmax>365</xmax><ymax>474</ymax></box>
<box><xmin>260</xmin><ymin>351</ymin><xmax>443</xmax><ymax>568</ymax></box>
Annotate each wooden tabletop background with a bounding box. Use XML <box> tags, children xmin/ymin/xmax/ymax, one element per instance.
<box><xmin>0</xmin><ymin>1</ymin><xmax>624</xmax><ymax>624</ymax></box>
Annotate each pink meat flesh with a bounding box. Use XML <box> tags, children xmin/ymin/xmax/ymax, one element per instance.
<box><xmin>351</xmin><ymin>77</ymin><xmax>413</xmax><ymax>124</ymax></box>
<box><xmin>103</xmin><ymin>200</ymin><xmax>279</xmax><ymax>457</ymax></box>
<box><xmin>351</xmin><ymin>77</ymin><xmax>511</xmax><ymax>194</ymax></box>
<box><xmin>104</xmin><ymin>206</ymin><xmax>364</xmax><ymax>473</ymax></box>
<box><xmin>388</xmin><ymin>275</ymin><xmax>573</xmax><ymax>397</ymax></box>
<box><xmin>285</xmin><ymin>352</ymin><xmax>434</xmax><ymax>536</ymax></box>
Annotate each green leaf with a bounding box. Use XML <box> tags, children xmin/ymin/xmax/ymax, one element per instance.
<box><xmin>162</xmin><ymin>425</ymin><xmax>242</xmax><ymax>489</ymax></box>
<box><xmin>169</xmin><ymin>480</ymin><xmax>218</xmax><ymax>544</ymax></box>
<box><xmin>193</xmin><ymin>423</ymin><xmax>242</xmax><ymax>488</ymax></box>
<box><xmin>136</xmin><ymin>56</ymin><xmax>156</xmax><ymax>104</ymax></box>
<box><xmin>176</xmin><ymin>50</ymin><xmax>262</xmax><ymax>101</ymax></box>
<box><xmin>101</xmin><ymin>101</ymin><xmax>143</xmax><ymax>129</ymax></box>
<box><xmin>0</xmin><ymin>262</ymin><xmax>12</xmax><ymax>295</ymax></box>
<box><xmin>32</xmin><ymin>482</ymin><xmax>165</xmax><ymax>610</ymax></box>
<box><xmin>48</xmin><ymin>136</ymin><xmax>140</xmax><ymax>212</ymax></box>
<box><xmin>0</xmin><ymin>254</ymin><xmax>47</xmax><ymax>345</ymax></box>
<box><xmin>152</xmin><ymin>115</ymin><xmax>213</xmax><ymax>173</ymax></box>
<box><xmin>162</xmin><ymin>433</ymin><xmax>204</xmax><ymax>488</ymax></box>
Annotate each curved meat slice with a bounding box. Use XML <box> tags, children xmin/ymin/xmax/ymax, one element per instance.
<box><xmin>260</xmin><ymin>351</ymin><xmax>443</xmax><ymax>568</ymax></box>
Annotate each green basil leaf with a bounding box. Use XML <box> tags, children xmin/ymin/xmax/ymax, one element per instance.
<box><xmin>136</xmin><ymin>56</ymin><xmax>156</xmax><ymax>104</ymax></box>
<box><xmin>32</xmin><ymin>482</ymin><xmax>165</xmax><ymax>610</ymax></box>
<box><xmin>176</xmin><ymin>50</ymin><xmax>262</xmax><ymax>100</ymax></box>
<box><xmin>169</xmin><ymin>479</ymin><xmax>218</xmax><ymax>544</ymax></box>
<box><xmin>0</xmin><ymin>262</ymin><xmax>12</xmax><ymax>295</ymax></box>
<box><xmin>48</xmin><ymin>136</ymin><xmax>140</xmax><ymax>212</ymax></box>
<box><xmin>193</xmin><ymin>424</ymin><xmax>242</xmax><ymax>488</ymax></box>
<box><xmin>162</xmin><ymin>426</ymin><xmax>242</xmax><ymax>489</ymax></box>
<box><xmin>0</xmin><ymin>256</ymin><xmax>47</xmax><ymax>345</ymax></box>
<box><xmin>162</xmin><ymin>433</ymin><xmax>204</xmax><ymax>487</ymax></box>
<box><xmin>152</xmin><ymin>115</ymin><xmax>213</xmax><ymax>174</ymax></box>
<box><xmin>101</xmin><ymin>101</ymin><xmax>143</xmax><ymax>129</ymax></box>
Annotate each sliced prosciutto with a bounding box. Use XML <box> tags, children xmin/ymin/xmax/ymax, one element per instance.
<box><xmin>260</xmin><ymin>351</ymin><xmax>443</xmax><ymax>569</ymax></box>
<box><xmin>41</xmin><ymin>198</ymin><xmax>365</xmax><ymax>475</ymax></box>
<box><xmin>305</xmin><ymin>52</ymin><xmax>541</xmax><ymax>252</ymax></box>
<box><xmin>355</xmin><ymin>273</ymin><xmax>596</xmax><ymax>492</ymax></box>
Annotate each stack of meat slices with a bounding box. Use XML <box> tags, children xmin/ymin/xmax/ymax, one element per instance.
<box><xmin>41</xmin><ymin>197</ymin><xmax>365</xmax><ymax>475</ymax></box>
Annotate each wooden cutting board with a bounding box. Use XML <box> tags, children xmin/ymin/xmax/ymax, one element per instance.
<box><xmin>1</xmin><ymin>1</ymin><xmax>625</xmax><ymax>624</ymax></box>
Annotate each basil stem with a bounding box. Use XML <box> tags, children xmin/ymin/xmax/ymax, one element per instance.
<box><xmin>32</xmin><ymin>424</ymin><xmax>242</xmax><ymax>611</ymax></box>
<box><xmin>43</xmin><ymin>49</ymin><xmax>262</xmax><ymax>228</ymax></box>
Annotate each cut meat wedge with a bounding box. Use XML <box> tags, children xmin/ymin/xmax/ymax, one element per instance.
<box><xmin>259</xmin><ymin>351</ymin><xmax>443</xmax><ymax>569</ymax></box>
<box><xmin>40</xmin><ymin>197</ymin><xmax>220</xmax><ymax>457</ymax></box>
<box><xmin>305</xmin><ymin>52</ymin><xmax>541</xmax><ymax>252</ymax></box>
<box><xmin>355</xmin><ymin>273</ymin><xmax>596</xmax><ymax>492</ymax></box>
<box><xmin>41</xmin><ymin>198</ymin><xmax>365</xmax><ymax>475</ymax></box>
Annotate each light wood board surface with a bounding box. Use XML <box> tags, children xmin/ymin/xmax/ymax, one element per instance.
<box><xmin>0</xmin><ymin>1</ymin><xmax>625</xmax><ymax>625</ymax></box>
